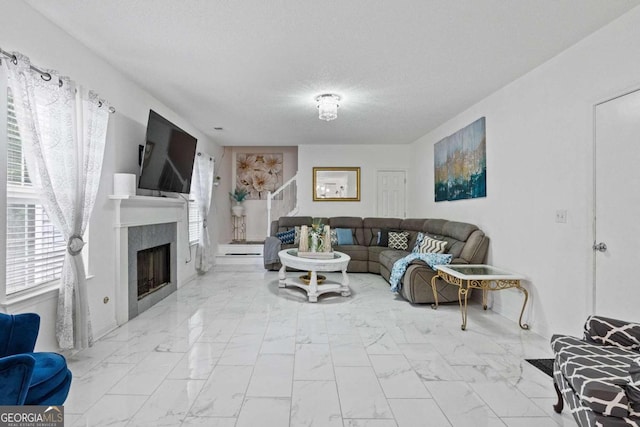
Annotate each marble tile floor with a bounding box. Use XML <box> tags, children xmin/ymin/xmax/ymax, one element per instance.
<box><xmin>64</xmin><ymin>265</ymin><xmax>576</xmax><ymax>426</ymax></box>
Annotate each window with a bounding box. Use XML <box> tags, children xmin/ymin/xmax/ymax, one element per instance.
<box><xmin>6</xmin><ymin>89</ymin><xmax>66</xmax><ymax>294</ymax></box>
<box><xmin>188</xmin><ymin>198</ymin><xmax>200</xmax><ymax>244</ymax></box>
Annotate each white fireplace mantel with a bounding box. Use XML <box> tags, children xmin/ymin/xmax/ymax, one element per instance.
<box><xmin>109</xmin><ymin>195</ymin><xmax>185</xmax><ymax>227</ymax></box>
<box><xmin>110</xmin><ymin>194</ymin><xmax>187</xmax><ymax>325</ymax></box>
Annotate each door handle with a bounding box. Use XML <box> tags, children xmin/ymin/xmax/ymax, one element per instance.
<box><xmin>593</xmin><ymin>242</ymin><xmax>607</xmax><ymax>252</ymax></box>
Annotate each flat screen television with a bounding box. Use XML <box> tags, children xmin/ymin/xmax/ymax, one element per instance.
<box><xmin>139</xmin><ymin>110</ymin><xmax>197</xmax><ymax>194</ymax></box>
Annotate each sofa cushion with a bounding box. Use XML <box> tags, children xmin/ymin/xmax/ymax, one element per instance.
<box><xmin>363</xmin><ymin>218</ymin><xmax>402</xmax><ymax>246</ymax></box>
<box><xmin>278</xmin><ymin>216</ymin><xmax>312</xmax><ymax>229</ymax></box>
<box><xmin>335</xmin><ymin>245</ymin><xmax>368</xmax><ymax>262</ymax></box>
<box><xmin>388</xmin><ymin>231</ymin><xmax>409</xmax><ymax>250</ymax></box>
<box><xmin>379</xmin><ymin>249</ymin><xmax>410</xmax><ymax>272</ymax></box>
<box><xmin>424</xmin><ymin>219</ymin><xmax>448</xmax><ymax>235</ymax></box>
<box><xmin>443</xmin><ymin>238</ymin><xmax>465</xmax><ymax>259</ymax></box>
<box><xmin>367</xmin><ymin>246</ymin><xmax>388</xmax><ymax>265</ymax></box>
<box><xmin>442</xmin><ymin>221</ymin><xmax>479</xmax><ymax>242</ymax></box>
<box><xmin>552</xmin><ymin>334</ymin><xmax>637</xmax><ymax>418</ymax></box>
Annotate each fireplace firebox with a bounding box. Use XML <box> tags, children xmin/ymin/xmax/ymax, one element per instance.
<box><xmin>137</xmin><ymin>243</ymin><xmax>170</xmax><ymax>300</ymax></box>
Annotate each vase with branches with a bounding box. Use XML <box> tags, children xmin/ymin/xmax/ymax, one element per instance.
<box><xmin>230</xmin><ymin>187</ymin><xmax>248</xmax><ymax>217</ymax></box>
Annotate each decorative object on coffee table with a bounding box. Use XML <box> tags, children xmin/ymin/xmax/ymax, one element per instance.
<box><xmin>299</xmin><ymin>225</ymin><xmax>309</xmax><ymax>252</ymax></box>
<box><xmin>297</xmin><ymin>222</ymin><xmax>334</xmax><ymax>259</ymax></box>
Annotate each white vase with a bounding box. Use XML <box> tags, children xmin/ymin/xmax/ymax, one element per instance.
<box><xmin>231</xmin><ymin>203</ymin><xmax>245</xmax><ymax>217</ymax></box>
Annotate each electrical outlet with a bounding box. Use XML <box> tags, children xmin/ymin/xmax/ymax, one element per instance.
<box><xmin>555</xmin><ymin>209</ymin><xmax>567</xmax><ymax>223</ymax></box>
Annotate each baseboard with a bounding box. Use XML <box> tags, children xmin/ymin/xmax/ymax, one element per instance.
<box><xmin>93</xmin><ymin>321</ymin><xmax>119</xmax><ymax>342</ymax></box>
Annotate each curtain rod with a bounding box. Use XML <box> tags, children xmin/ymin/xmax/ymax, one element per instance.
<box><xmin>197</xmin><ymin>152</ymin><xmax>214</xmax><ymax>161</ymax></box>
<box><xmin>0</xmin><ymin>48</ymin><xmax>116</xmax><ymax>114</ymax></box>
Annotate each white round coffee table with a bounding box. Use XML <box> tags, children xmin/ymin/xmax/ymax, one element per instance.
<box><xmin>278</xmin><ymin>249</ymin><xmax>351</xmax><ymax>302</ymax></box>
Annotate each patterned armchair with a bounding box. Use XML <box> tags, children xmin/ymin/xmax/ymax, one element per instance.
<box><xmin>551</xmin><ymin>316</ymin><xmax>640</xmax><ymax>426</ymax></box>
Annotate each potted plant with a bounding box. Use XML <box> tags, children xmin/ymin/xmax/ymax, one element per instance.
<box><xmin>229</xmin><ymin>187</ymin><xmax>249</xmax><ymax>217</ymax></box>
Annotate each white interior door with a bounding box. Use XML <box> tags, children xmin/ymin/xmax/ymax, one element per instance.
<box><xmin>376</xmin><ymin>170</ymin><xmax>406</xmax><ymax>218</ymax></box>
<box><xmin>594</xmin><ymin>89</ymin><xmax>640</xmax><ymax>322</ymax></box>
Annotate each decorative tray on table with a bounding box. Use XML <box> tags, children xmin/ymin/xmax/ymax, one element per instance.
<box><xmin>296</xmin><ymin>251</ymin><xmax>335</xmax><ymax>259</ymax></box>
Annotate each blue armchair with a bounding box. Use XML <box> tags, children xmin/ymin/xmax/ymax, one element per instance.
<box><xmin>0</xmin><ymin>313</ymin><xmax>72</xmax><ymax>405</ymax></box>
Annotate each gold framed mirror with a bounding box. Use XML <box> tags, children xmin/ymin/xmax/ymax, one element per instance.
<box><xmin>312</xmin><ymin>167</ymin><xmax>360</xmax><ymax>201</ymax></box>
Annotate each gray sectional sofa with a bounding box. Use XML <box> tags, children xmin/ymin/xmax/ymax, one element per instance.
<box><xmin>264</xmin><ymin>216</ymin><xmax>489</xmax><ymax>304</ymax></box>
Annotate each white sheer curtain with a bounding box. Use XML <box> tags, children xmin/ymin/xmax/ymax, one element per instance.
<box><xmin>192</xmin><ymin>152</ymin><xmax>215</xmax><ymax>273</ymax></box>
<box><xmin>5</xmin><ymin>53</ymin><xmax>110</xmax><ymax>350</ymax></box>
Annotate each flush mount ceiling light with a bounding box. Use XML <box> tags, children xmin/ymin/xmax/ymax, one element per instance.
<box><xmin>315</xmin><ymin>94</ymin><xmax>341</xmax><ymax>121</ymax></box>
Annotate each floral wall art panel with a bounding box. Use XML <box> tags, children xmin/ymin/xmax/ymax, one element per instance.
<box><xmin>236</xmin><ymin>153</ymin><xmax>283</xmax><ymax>200</ymax></box>
<box><xmin>434</xmin><ymin>117</ymin><xmax>486</xmax><ymax>202</ymax></box>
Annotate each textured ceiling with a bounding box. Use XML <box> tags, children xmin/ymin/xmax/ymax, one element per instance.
<box><xmin>25</xmin><ymin>0</ymin><xmax>640</xmax><ymax>146</ymax></box>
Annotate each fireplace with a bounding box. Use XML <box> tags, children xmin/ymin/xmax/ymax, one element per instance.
<box><xmin>112</xmin><ymin>195</ymin><xmax>186</xmax><ymax>326</ymax></box>
<box><xmin>127</xmin><ymin>222</ymin><xmax>177</xmax><ymax>320</ymax></box>
<box><xmin>137</xmin><ymin>244</ymin><xmax>170</xmax><ymax>299</ymax></box>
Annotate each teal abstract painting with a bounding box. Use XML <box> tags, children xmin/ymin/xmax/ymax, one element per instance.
<box><xmin>434</xmin><ymin>117</ymin><xmax>486</xmax><ymax>202</ymax></box>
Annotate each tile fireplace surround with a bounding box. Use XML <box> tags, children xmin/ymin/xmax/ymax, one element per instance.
<box><xmin>111</xmin><ymin>195</ymin><xmax>186</xmax><ymax>325</ymax></box>
<box><xmin>128</xmin><ymin>223</ymin><xmax>177</xmax><ymax>320</ymax></box>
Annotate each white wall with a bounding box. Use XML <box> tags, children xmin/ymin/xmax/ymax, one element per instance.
<box><xmin>409</xmin><ymin>6</ymin><xmax>640</xmax><ymax>338</ymax></box>
<box><xmin>231</xmin><ymin>146</ymin><xmax>298</xmax><ymax>241</ymax></box>
<box><xmin>0</xmin><ymin>2</ymin><xmax>223</xmax><ymax>350</ymax></box>
<box><xmin>297</xmin><ymin>144</ymin><xmax>411</xmax><ymax>218</ymax></box>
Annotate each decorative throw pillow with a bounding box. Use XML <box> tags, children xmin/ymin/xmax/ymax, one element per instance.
<box><xmin>388</xmin><ymin>231</ymin><xmax>409</xmax><ymax>250</ymax></box>
<box><xmin>377</xmin><ymin>229</ymin><xmax>390</xmax><ymax>246</ymax></box>
<box><xmin>412</xmin><ymin>232</ymin><xmax>425</xmax><ymax>253</ymax></box>
<box><xmin>330</xmin><ymin>229</ymin><xmax>338</xmax><ymax>246</ymax></box>
<box><xmin>418</xmin><ymin>236</ymin><xmax>448</xmax><ymax>254</ymax></box>
<box><xmin>336</xmin><ymin>228</ymin><xmax>354</xmax><ymax>245</ymax></box>
<box><xmin>276</xmin><ymin>228</ymin><xmax>295</xmax><ymax>244</ymax></box>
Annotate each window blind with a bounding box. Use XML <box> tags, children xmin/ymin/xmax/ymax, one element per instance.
<box><xmin>188</xmin><ymin>199</ymin><xmax>201</xmax><ymax>244</ymax></box>
<box><xmin>6</xmin><ymin>89</ymin><xmax>66</xmax><ymax>294</ymax></box>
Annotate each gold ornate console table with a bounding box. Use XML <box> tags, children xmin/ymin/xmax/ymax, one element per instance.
<box><xmin>431</xmin><ymin>264</ymin><xmax>529</xmax><ymax>331</ymax></box>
